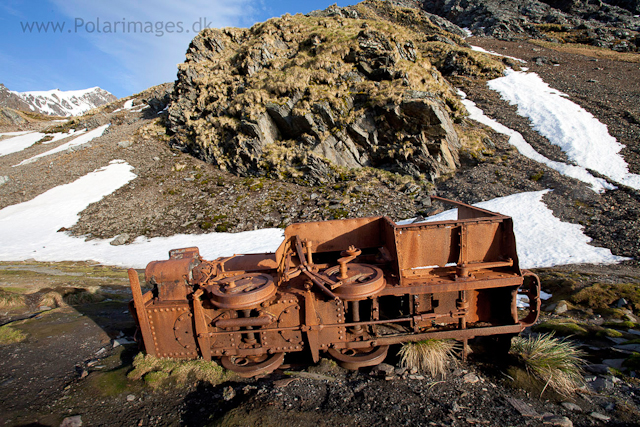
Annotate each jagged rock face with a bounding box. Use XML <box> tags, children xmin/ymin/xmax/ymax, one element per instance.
<box><xmin>420</xmin><ymin>0</ymin><xmax>640</xmax><ymax>51</ymax></box>
<box><xmin>169</xmin><ymin>0</ymin><xmax>505</xmax><ymax>184</ymax></box>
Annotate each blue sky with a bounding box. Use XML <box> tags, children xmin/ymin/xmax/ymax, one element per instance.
<box><xmin>0</xmin><ymin>0</ymin><xmax>354</xmax><ymax>98</ymax></box>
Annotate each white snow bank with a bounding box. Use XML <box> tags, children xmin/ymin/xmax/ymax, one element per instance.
<box><xmin>42</xmin><ymin>129</ymin><xmax>87</xmax><ymax>145</ymax></box>
<box><xmin>414</xmin><ymin>190</ymin><xmax>626</xmax><ymax>269</ymax></box>
<box><xmin>462</xmin><ymin>28</ymin><xmax>473</xmax><ymax>37</ymax></box>
<box><xmin>0</xmin><ymin>131</ymin><xmax>32</xmax><ymax>137</ymax></box>
<box><xmin>15</xmin><ymin>125</ymin><xmax>109</xmax><ymax>166</ymax></box>
<box><xmin>488</xmin><ymin>69</ymin><xmax>640</xmax><ymax>190</ymax></box>
<box><xmin>0</xmin><ymin>132</ymin><xmax>45</xmax><ymax>157</ymax></box>
<box><xmin>112</xmin><ymin>99</ymin><xmax>137</xmax><ymax>113</ymax></box>
<box><xmin>0</xmin><ymin>161</ymin><xmax>283</xmax><ymax>268</ymax></box>
<box><xmin>470</xmin><ymin>45</ymin><xmax>526</xmax><ymax>63</ymax></box>
<box><xmin>458</xmin><ymin>90</ymin><xmax>614</xmax><ymax>193</ymax></box>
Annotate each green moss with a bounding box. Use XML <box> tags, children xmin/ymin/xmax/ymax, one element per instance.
<box><xmin>571</xmin><ymin>283</ymin><xmax>640</xmax><ymax>313</ymax></box>
<box><xmin>144</xmin><ymin>371</ymin><xmax>170</xmax><ymax>388</ymax></box>
<box><xmin>0</xmin><ymin>325</ymin><xmax>27</xmax><ymax>345</ymax></box>
<box><xmin>603</xmin><ymin>320</ymin><xmax>637</xmax><ymax>330</ymax></box>
<box><xmin>530</xmin><ymin>170</ymin><xmax>544</xmax><ymax>182</ymax></box>
<box><xmin>597</xmin><ymin>328</ymin><xmax>624</xmax><ymax>338</ymax></box>
<box><xmin>533</xmin><ymin>319</ymin><xmax>589</xmax><ymax>337</ymax></box>
<box><xmin>215</xmin><ymin>223</ymin><xmax>230</xmax><ymax>232</ymax></box>
<box><xmin>129</xmin><ymin>353</ymin><xmax>231</xmax><ymax>388</ymax></box>
<box><xmin>90</xmin><ymin>366</ymin><xmax>133</xmax><ymax>396</ymax></box>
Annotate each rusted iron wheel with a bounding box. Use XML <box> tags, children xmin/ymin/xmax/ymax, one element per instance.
<box><xmin>323</xmin><ymin>263</ymin><xmax>385</xmax><ymax>300</ymax></box>
<box><xmin>327</xmin><ymin>345</ymin><xmax>389</xmax><ymax>370</ymax></box>
<box><xmin>220</xmin><ymin>352</ymin><xmax>285</xmax><ymax>378</ymax></box>
<box><xmin>207</xmin><ymin>273</ymin><xmax>277</xmax><ymax>309</ymax></box>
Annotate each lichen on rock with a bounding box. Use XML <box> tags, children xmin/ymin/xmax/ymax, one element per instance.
<box><xmin>168</xmin><ymin>0</ymin><xmax>505</xmax><ymax>184</ymax></box>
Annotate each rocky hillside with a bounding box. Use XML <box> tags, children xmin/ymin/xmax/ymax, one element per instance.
<box><xmin>420</xmin><ymin>0</ymin><xmax>640</xmax><ymax>51</ymax></box>
<box><xmin>0</xmin><ymin>84</ymin><xmax>116</xmax><ymax>117</ymax></box>
<box><xmin>168</xmin><ymin>0</ymin><xmax>511</xmax><ymax>184</ymax></box>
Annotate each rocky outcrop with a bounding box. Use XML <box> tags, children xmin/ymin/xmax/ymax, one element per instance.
<box><xmin>168</xmin><ymin>0</ymin><xmax>505</xmax><ymax>184</ymax></box>
<box><xmin>0</xmin><ymin>108</ymin><xmax>27</xmax><ymax>126</ymax></box>
<box><xmin>420</xmin><ymin>0</ymin><xmax>640</xmax><ymax>51</ymax></box>
<box><xmin>137</xmin><ymin>82</ymin><xmax>173</xmax><ymax>113</ymax></box>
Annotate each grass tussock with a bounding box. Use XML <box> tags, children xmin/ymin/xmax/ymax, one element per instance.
<box><xmin>510</xmin><ymin>333</ymin><xmax>585</xmax><ymax>397</ymax></box>
<box><xmin>0</xmin><ymin>288</ymin><xmax>26</xmax><ymax>308</ymax></box>
<box><xmin>0</xmin><ymin>325</ymin><xmax>27</xmax><ymax>345</ymax></box>
<box><xmin>398</xmin><ymin>339</ymin><xmax>458</xmax><ymax>378</ymax></box>
<box><xmin>128</xmin><ymin>353</ymin><xmax>231</xmax><ymax>388</ymax></box>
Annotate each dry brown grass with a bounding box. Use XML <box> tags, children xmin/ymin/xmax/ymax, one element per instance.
<box><xmin>529</xmin><ymin>39</ymin><xmax>640</xmax><ymax>63</ymax></box>
<box><xmin>509</xmin><ymin>333</ymin><xmax>586</xmax><ymax>397</ymax></box>
<box><xmin>398</xmin><ymin>339</ymin><xmax>459</xmax><ymax>378</ymax></box>
<box><xmin>0</xmin><ymin>288</ymin><xmax>26</xmax><ymax>308</ymax></box>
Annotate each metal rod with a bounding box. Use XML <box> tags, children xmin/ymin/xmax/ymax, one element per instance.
<box><xmin>351</xmin><ymin>300</ymin><xmax>363</xmax><ymax>334</ymax></box>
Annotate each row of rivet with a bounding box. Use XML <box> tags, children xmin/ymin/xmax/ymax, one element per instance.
<box><xmin>273</xmin><ymin>346</ymin><xmax>301</xmax><ymax>351</ymax></box>
<box><xmin>161</xmin><ymin>352</ymin><xmax>196</xmax><ymax>357</ymax></box>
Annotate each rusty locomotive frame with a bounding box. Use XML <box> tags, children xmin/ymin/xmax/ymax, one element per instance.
<box><xmin>128</xmin><ymin>196</ymin><xmax>541</xmax><ymax>377</ymax></box>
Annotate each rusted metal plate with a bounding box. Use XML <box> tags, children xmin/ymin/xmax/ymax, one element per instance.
<box><xmin>129</xmin><ymin>196</ymin><xmax>540</xmax><ymax>377</ymax></box>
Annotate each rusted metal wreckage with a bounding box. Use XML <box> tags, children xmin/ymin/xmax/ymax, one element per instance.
<box><xmin>128</xmin><ymin>196</ymin><xmax>540</xmax><ymax>377</ymax></box>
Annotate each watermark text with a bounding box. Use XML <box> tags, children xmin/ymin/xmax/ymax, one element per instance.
<box><xmin>20</xmin><ymin>17</ymin><xmax>214</xmax><ymax>37</ymax></box>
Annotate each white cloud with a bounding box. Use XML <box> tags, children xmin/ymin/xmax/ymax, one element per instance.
<box><xmin>48</xmin><ymin>0</ymin><xmax>261</xmax><ymax>94</ymax></box>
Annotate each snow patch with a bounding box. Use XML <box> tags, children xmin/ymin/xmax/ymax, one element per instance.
<box><xmin>15</xmin><ymin>125</ymin><xmax>109</xmax><ymax>166</ymax></box>
<box><xmin>0</xmin><ymin>161</ymin><xmax>283</xmax><ymax>268</ymax></box>
<box><xmin>470</xmin><ymin>45</ymin><xmax>526</xmax><ymax>63</ymax></box>
<box><xmin>488</xmin><ymin>69</ymin><xmax>640</xmax><ymax>190</ymax></box>
<box><xmin>458</xmin><ymin>90</ymin><xmax>614</xmax><ymax>193</ymax></box>
<box><xmin>0</xmin><ymin>131</ymin><xmax>32</xmax><ymax>137</ymax></box>
<box><xmin>42</xmin><ymin>129</ymin><xmax>87</xmax><ymax>145</ymax></box>
<box><xmin>416</xmin><ymin>191</ymin><xmax>626</xmax><ymax>269</ymax></box>
<box><xmin>0</xmin><ymin>132</ymin><xmax>45</xmax><ymax>157</ymax></box>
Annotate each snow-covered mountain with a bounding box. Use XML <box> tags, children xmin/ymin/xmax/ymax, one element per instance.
<box><xmin>0</xmin><ymin>84</ymin><xmax>116</xmax><ymax>117</ymax></box>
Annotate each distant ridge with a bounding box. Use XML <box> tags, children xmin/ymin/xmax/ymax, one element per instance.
<box><xmin>0</xmin><ymin>84</ymin><xmax>117</xmax><ymax>117</ymax></box>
